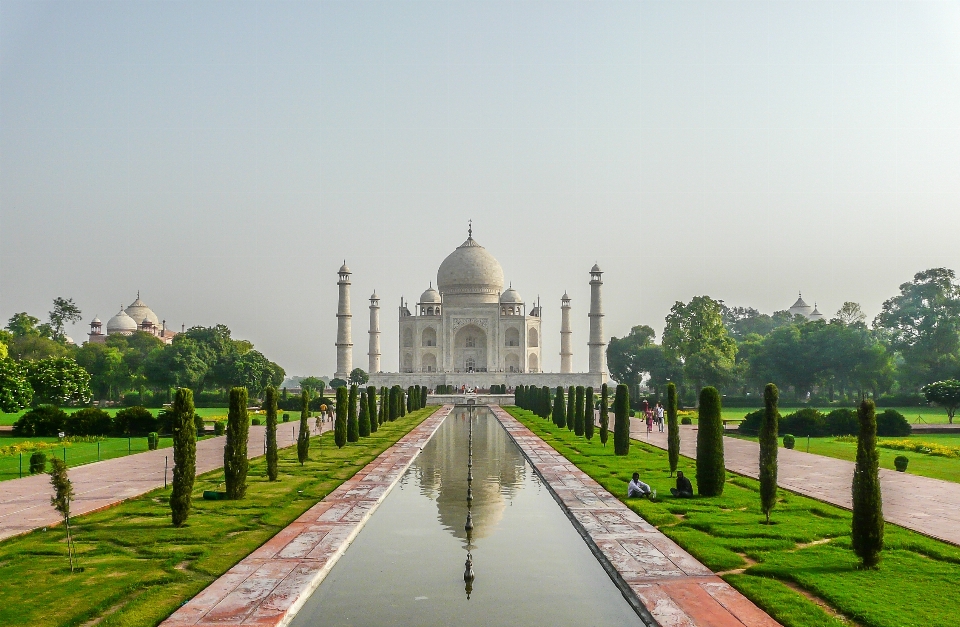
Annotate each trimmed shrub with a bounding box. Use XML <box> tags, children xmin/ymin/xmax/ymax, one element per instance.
<box><xmin>696</xmin><ymin>387</ymin><xmax>725</xmax><ymax>497</ymax></box>
<box><xmin>759</xmin><ymin>383</ymin><xmax>779</xmax><ymax>523</ymax></box>
<box><xmin>265</xmin><ymin>386</ymin><xmax>279</xmax><ymax>481</ymax></box>
<box><xmin>574</xmin><ymin>386</ymin><xmax>585</xmax><ymax>436</ymax></box>
<box><xmin>780</xmin><ymin>408</ymin><xmax>826</xmax><ymax>437</ymax></box>
<box><xmin>297</xmin><ymin>390</ymin><xmax>310</xmax><ymax>464</ymax></box>
<box><xmin>13</xmin><ymin>405</ymin><xmax>68</xmax><ymax>437</ymax></box>
<box><xmin>565</xmin><ymin>386</ymin><xmax>574</xmax><ymax>429</ymax></box>
<box><xmin>783</xmin><ymin>434</ymin><xmax>795</xmax><ymax>449</ymax></box>
<box><xmin>877</xmin><ymin>409</ymin><xmax>911</xmax><ymax>437</ymax></box>
<box><xmin>251</xmin><ymin>417</ymin><xmax>262</xmax><ymax>426</ymax></box>
<box><xmin>347</xmin><ymin>385</ymin><xmax>359</xmax><ymax>442</ymax></box>
<box><xmin>147</xmin><ymin>432</ymin><xmax>159</xmax><ymax>450</ymax></box>
<box><xmin>367</xmin><ymin>386</ymin><xmax>379</xmax><ymax>433</ymax></box>
<box><xmin>29</xmin><ymin>451</ymin><xmax>46</xmax><ymax>474</ymax></box>
<box><xmin>552</xmin><ymin>387</ymin><xmax>566</xmax><ymax>428</ymax></box>
<box><xmin>194</xmin><ymin>413</ymin><xmax>204</xmax><ymax>435</ymax></box>
<box><xmin>584</xmin><ymin>387</ymin><xmax>595</xmax><ymax>440</ymax></box>
<box><xmin>737</xmin><ymin>409</ymin><xmax>764</xmax><ymax>435</ymax></box>
<box><xmin>613</xmin><ymin>384</ymin><xmax>630</xmax><ymax>456</ymax></box>
<box><xmin>667</xmin><ymin>382</ymin><xmax>679</xmax><ymax>476</ymax></box>
<box><xmin>224</xmin><ymin>387</ymin><xmax>250</xmax><ymax>499</ymax></box>
<box><xmin>114</xmin><ymin>406</ymin><xmax>158</xmax><ymax>436</ymax></box>
<box><xmin>852</xmin><ymin>399</ymin><xmax>884</xmax><ymax>568</ymax></box>
<box><xmin>826</xmin><ymin>408</ymin><xmax>859</xmax><ymax>436</ymax></box>
<box><xmin>421</xmin><ymin>385</ymin><xmax>428</xmax><ymax>408</ymax></box>
<box><xmin>358</xmin><ymin>390</ymin><xmax>370</xmax><ymax>438</ymax></box>
<box><xmin>681</xmin><ymin>416</ymin><xmax>692</xmax><ymax>425</ymax></box>
<box><xmin>214</xmin><ymin>421</ymin><xmax>225</xmax><ymax>436</ymax></box>
<box><xmin>335</xmin><ymin>386</ymin><xmax>348</xmax><ymax>448</ymax></box>
<box><xmin>282</xmin><ymin>413</ymin><xmax>290</xmax><ymax>423</ymax></box>
<box><xmin>540</xmin><ymin>386</ymin><xmax>550</xmax><ymax>419</ymax></box>
<box><xmin>170</xmin><ymin>388</ymin><xmax>197</xmax><ymax>527</ymax></box>
<box><xmin>67</xmin><ymin>407</ymin><xmax>113</xmax><ymax>436</ymax></box>
<box><xmin>389</xmin><ymin>386</ymin><xmax>400</xmax><ymax>421</ymax></box>
<box><xmin>894</xmin><ymin>455</ymin><xmax>909</xmax><ymax>472</ymax></box>
<box><xmin>600</xmin><ymin>383</ymin><xmax>609</xmax><ymax>446</ymax></box>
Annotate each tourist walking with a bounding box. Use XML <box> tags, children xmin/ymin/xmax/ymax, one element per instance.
<box><xmin>643</xmin><ymin>400</ymin><xmax>653</xmax><ymax>434</ymax></box>
<box><xmin>655</xmin><ymin>402</ymin><xmax>665</xmax><ymax>432</ymax></box>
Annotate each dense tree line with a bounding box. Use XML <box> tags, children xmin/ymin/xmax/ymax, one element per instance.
<box><xmin>608</xmin><ymin>268</ymin><xmax>960</xmax><ymax>406</ymax></box>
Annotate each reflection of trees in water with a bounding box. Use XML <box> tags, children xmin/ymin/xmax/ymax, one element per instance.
<box><xmin>413</xmin><ymin>408</ymin><xmax>527</xmax><ymax>543</ymax></box>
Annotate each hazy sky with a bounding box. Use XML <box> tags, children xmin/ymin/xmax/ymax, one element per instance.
<box><xmin>2</xmin><ymin>1</ymin><xmax>959</xmax><ymax>377</ymax></box>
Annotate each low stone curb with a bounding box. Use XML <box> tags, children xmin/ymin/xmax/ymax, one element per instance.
<box><xmin>160</xmin><ymin>405</ymin><xmax>451</xmax><ymax>627</ymax></box>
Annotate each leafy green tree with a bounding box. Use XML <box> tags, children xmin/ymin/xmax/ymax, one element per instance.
<box><xmin>265</xmin><ymin>386</ymin><xmax>279</xmax><ymax>481</ymax></box>
<box><xmin>834</xmin><ymin>302</ymin><xmax>867</xmax><ymax>327</ymax></box>
<box><xmin>48</xmin><ymin>297</ymin><xmax>82</xmax><ymax>342</ymax></box>
<box><xmin>170</xmin><ymin>388</ymin><xmax>197</xmax><ymax>526</ymax></box>
<box><xmin>721</xmin><ymin>305</ymin><xmax>796</xmax><ymax>340</ymax></box>
<box><xmin>335</xmin><ymin>386</ymin><xmax>348</xmax><ymax>448</ymax></box>
<box><xmin>299</xmin><ymin>376</ymin><xmax>325</xmax><ymax>394</ymax></box>
<box><xmin>6</xmin><ymin>312</ymin><xmax>42</xmax><ymax>337</ymax></box>
<box><xmin>922</xmin><ymin>379</ymin><xmax>960</xmax><ymax>423</ymax></box>
<box><xmin>297</xmin><ymin>390</ymin><xmax>310</xmax><ymax>463</ymax></box>
<box><xmin>600</xmin><ymin>383</ymin><xmax>609</xmax><ymax>446</ymax></box>
<box><xmin>552</xmin><ymin>387</ymin><xmax>565</xmax><ymax>427</ymax></box>
<box><xmin>347</xmin><ymin>385</ymin><xmax>359</xmax><ymax>442</ymax></box>
<box><xmin>367</xmin><ymin>385</ymin><xmax>378</xmax><ymax>433</ymax></box>
<box><xmin>695</xmin><ymin>387</ymin><xmax>725</xmax><ymax>496</ymax></box>
<box><xmin>48</xmin><ymin>458</ymin><xmax>77</xmax><ymax>571</ymax></box>
<box><xmin>584</xmin><ymin>387</ymin><xmax>595</xmax><ymax>440</ymax></box>
<box><xmin>606</xmin><ymin>325</ymin><xmax>684</xmax><ymax>395</ymax></box>
<box><xmin>224</xmin><ymin>387</ymin><xmax>249</xmax><ymax>499</ymax></box>
<box><xmin>233</xmin><ymin>350</ymin><xmax>284</xmax><ymax>399</ymax></box>
<box><xmin>6</xmin><ymin>334</ymin><xmax>68</xmax><ymax>361</ymax></box>
<box><xmin>358</xmin><ymin>389</ymin><xmax>370</xmax><ymax>438</ymax></box>
<box><xmin>574</xmin><ymin>386</ymin><xmax>585</xmax><ymax>436</ymax></box>
<box><xmin>759</xmin><ymin>383</ymin><xmax>779</xmax><ymax>523</ymax></box>
<box><xmin>330</xmin><ymin>378</ymin><xmax>348</xmax><ymax>389</ymax></box>
<box><xmin>875</xmin><ymin>268</ymin><xmax>960</xmax><ymax>388</ymax></box>
<box><xmin>852</xmin><ymin>399</ymin><xmax>884</xmax><ymax>568</ymax></box>
<box><xmin>25</xmin><ymin>357</ymin><xmax>92</xmax><ymax>406</ymax></box>
<box><xmin>0</xmin><ymin>358</ymin><xmax>33</xmax><ymax>412</ymax></box>
<box><xmin>663</xmin><ymin>296</ymin><xmax>737</xmax><ymax>391</ymax></box>
<box><xmin>613</xmin><ymin>384</ymin><xmax>630</xmax><ymax>456</ymax></box>
<box><xmin>667</xmin><ymin>382</ymin><xmax>679</xmax><ymax>476</ymax></box>
<box><xmin>75</xmin><ymin>343</ymin><xmax>125</xmax><ymax>400</ymax></box>
<box><xmin>349</xmin><ymin>368</ymin><xmax>369</xmax><ymax>385</ymax></box>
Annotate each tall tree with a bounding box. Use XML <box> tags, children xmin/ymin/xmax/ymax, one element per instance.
<box><xmin>663</xmin><ymin>296</ymin><xmax>737</xmax><ymax>391</ymax></box>
<box><xmin>565</xmin><ymin>385</ymin><xmax>575</xmax><ymax>429</ymax></box>
<box><xmin>922</xmin><ymin>379</ymin><xmax>960</xmax><ymax>424</ymax></box>
<box><xmin>347</xmin><ymin>384</ymin><xmax>359</xmax><ymax>442</ymax></box>
<box><xmin>666</xmin><ymin>382</ymin><xmax>679</xmax><ymax>476</ymax></box>
<box><xmin>852</xmin><ymin>399</ymin><xmax>884</xmax><ymax>568</ymax></box>
<box><xmin>297</xmin><ymin>389</ymin><xmax>310</xmax><ymax>463</ymax></box>
<box><xmin>349</xmin><ymin>368</ymin><xmax>369</xmax><ymax>385</ymax></box>
<box><xmin>170</xmin><ymin>388</ymin><xmax>197</xmax><ymax>526</ymax></box>
<box><xmin>607</xmin><ymin>325</ymin><xmax>656</xmax><ymax>390</ymax></box>
<box><xmin>265</xmin><ymin>386</ymin><xmax>279</xmax><ymax>480</ymax></box>
<box><xmin>334</xmin><ymin>386</ymin><xmax>348</xmax><ymax>448</ymax></box>
<box><xmin>599</xmin><ymin>383</ymin><xmax>609</xmax><ymax>446</ymax></box>
<box><xmin>224</xmin><ymin>387</ymin><xmax>249</xmax><ymax>499</ymax></box>
<box><xmin>367</xmin><ymin>385</ymin><xmax>379</xmax><ymax>433</ymax></box>
<box><xmin>613</xmin><ymin>384</ymin><xmax>630</xmax><ymax>456</ymax></box>
<box><xmin>48</xmin><ymin>297</ymin><xmax>82</xmax><ymax>342</ymax></box>
<box><xmin>574</xmin><ymin>386</ymin><xmax>585</xmax><ymax>436</ymax></box>
<box><xmin>0</xmin><ymin>358</ymin><xmax>33</xmax><ymax>412</ymax></box>
<box><xmin>584</xmin><ymin>387</ymin><xmax>595</xmax><ymax>440</ymax></box>
<box><xmin>358</xmin><ymin>389</ymin><xmax>370</xmax><ymax>437</ymax></box>
<box><xmin>25</xmin><ymin>357</ymin><xmax>92</xmax><ymax>406</ymax></box>
<box><xmin>48</xmin><ymin>458</ymin><xmax>77</xmax><ymax>571</ymax></box>
<box><xmin>695</xmin><ymin>387</ymin><xmax>725</xmax><ymax>496</ymax></box>
<box><xmin>552</xmin><ymin>387</ymin><xmax>566</xmax><ymax>429</ymax></box>
<box><xmin>759</xmin><ymin>383</ymin><xmax>779</xmax><ymax>523</ymax></box>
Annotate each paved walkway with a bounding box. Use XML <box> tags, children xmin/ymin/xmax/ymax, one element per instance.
<box><xmin>630</xmin><ymin>418</ymin><xmax>960</xmax><ymax>546</ymax></box>
<box><xmin>497</xmin><ymin>406</ymin><xmax>779</xmax><ymax>627</ymax></box>
<box><xmin>160</xmin><ymin>406</ymin><xmax>451</xmax><ymax>627</ymax></box>
<box><xmin>0</xmin><ymin>419</ymin><xmax>331</xmax><ymax>542</ymax></box>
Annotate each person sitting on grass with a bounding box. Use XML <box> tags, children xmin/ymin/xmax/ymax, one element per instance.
<box><xmin>670</xmin><ymin>471</ymin><xmax>693</xmax><ymax>498</ymax></box>
<box><xmin>627</xmin><ymin>472</ymin><xmax>653</xmax><ymax>499</ymax></box>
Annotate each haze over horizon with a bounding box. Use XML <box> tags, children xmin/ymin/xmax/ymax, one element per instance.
<box><xmin>2</xmin><ymin>1</ymin><xmax>959</xmax><ymax>378</ymax></box>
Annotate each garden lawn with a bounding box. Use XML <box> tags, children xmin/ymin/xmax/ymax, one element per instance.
<box><xmin>507</xmin><ymin>407</ymin><xmax>960</xmax><ymax>627</ymax></box>
<box><xmin>718</xmin><ymin>406</ymin><xmax>952</xmax><ymax>424</ymax></box>
<box><xmin>0</xmin><ymin>406</ymin><xmax>438</xmax><ymax>627</ymax></box>
<box><xmin>730</xmin><ymin>434</ymin><xmax>960</xmax><ymax>484</ymax></box>
<box><xmin>0</xmin><ymin>407</ymin><xmax>231</xmax><ymax>426</ymax></box>
<box><xmin>0</xmin><ymin>435</ymin><xmax>177</xmax><ymax>482</ymax></box>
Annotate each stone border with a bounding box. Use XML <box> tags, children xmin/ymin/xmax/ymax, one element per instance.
<box><xmin>492</xmin><ymin>406</ymin><xmax>780</xmax><ymax>627</ymax></box>
<box><xmin>160</xmin><ymin>405</ymin><xmax>451</xmax><ymax>627</ymax></box>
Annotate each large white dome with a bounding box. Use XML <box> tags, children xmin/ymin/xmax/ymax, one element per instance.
<box><xmin>437</xmin><ymin>235</ymin><xmax>504</xmax><ymax>300</ymax></box>
<box><xmin>125</xmin><ymin>295</ymin><xmax>160</xmax><ymax>327</ymax></box>
<box><xmin>107</xmin><ymin>308</ymin><xmax>138</xmax><ymax>335</ymax></box>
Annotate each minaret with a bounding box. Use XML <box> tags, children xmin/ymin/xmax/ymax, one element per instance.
<box><xmin>335</xmin><ymin>262</ymin><xmax>353</xmax><ymax>379</ymax></box>
<box><xmin>368</xmin><ymin>292</ymin><xmax>381</xmax><ymax>373</ymax></box>
<box><xmin>560</xmin><ymin>292</ymin><xmax>573</xmax><ymax>373</ymax></box>
<box><xmin>588</xmin><ymin>264</ymin><xmax>606</xmax><ymax>374</ymax></box>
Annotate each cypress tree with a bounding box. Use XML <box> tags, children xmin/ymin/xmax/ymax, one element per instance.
<box><xmin>757</xmin><ymin>382</ymin><xmax>779</xmax><ymax>523</ymax></box>
<box><xmin>541</xmin><ymin>386</ymin><xmax>550</xmax><ymax>419</ymax></box>
<box><xmin>359</xmin><ymin>390</ymin><xmax>371</xmax><ymax>437</ymax></box>
<box><xmin>297</xmin><ymin>389</ymin><xmax>310</xmax><ymax>464</ymax></box>
<box><xmin>347</xmin><ymin>384</ymin><xmax>359</xmax><ymax>442</ymax></box>
<box><xmin>600</xmin><ymin>383</ymin><xmax>609</xmax><ymax>446</ymax></box>
<box><xmin>696</xmin><ymin>386</ymin><xmax>725</xmax><ymax>497</ymax></box>
<box><xmin>613</xmin><ymin>384</ymin><xmax>630</xmax><ymax>456</ymax></box>
<box><xmin>852</xmin><ymin>398</ymin><xmax>884</xmax><ymax>568</ymax></box>
<box><xmin>565</xmin><ymin>386</ymin><xmax>575</xmax><ymax>429</ymax></box>
<box><xmin>516</xmin><ymin>385</ymin><xmax>524</xmax><ymax>408</ymax></box>
<box><xmin>406</xmin><ymin>386</ymin><xmax>413</xmax><ymax>412</ymax></box>
<box><xmin>265</xmin><ymin>386</ymin><xmax>279</xmax><ymax>481</ymax></box>
<box><xmin>224</xmin><ymin>387</ymin><xmax>249</xmax><ymax>499</ymax></box>
<box><xmin>334</xmin><ymin>386</ymin><xmax>348</xmax><ymax>448</ymax></box>
<box><xmin>389</xmin><ymin>386</ymin><xmax>399</xmax><ymax>421</ymax></box>
<box><xmin>552</xmin><ymin>386</ymin><xmax>566</xmax><ymax>427</ymax></box>
<box><xmin>667</xmin><ymin>382</ymin><xmax>679</xmax><ymax>477</ymax></box>
<box><xmin>367</xmin><ymin>385</ymin><xmax>378</xmax><ymax>433</ymax></box>
<box><xmin>574</xmin><ymin>386</ymin><xmax>585</xmax><ymax>436</ymax></box>
<box><xmin>584</xmin><ymin>387</ymin><xmax>595</xmax><ymax>440</ymax></box>
<box><xmin>421</xmin><ymin>385</ymin><xmax>428</xmax><ymax>408</ymax></box>
<box><xmin>380</xmin><ymin>387</ymin><xmax>388</xmax><ymax>424</ymax></box>
<box><xmin>400</xmin><ymin>388</ymin><xmax>407</xmax><ymax>417</ymax></box>
<box><xmin>170</xmin><ymin>387</ymin><xmax>197</xmax><ymax>526</ymax></box>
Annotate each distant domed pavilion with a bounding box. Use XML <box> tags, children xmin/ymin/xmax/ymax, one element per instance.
<box><xmin>87</xmin><ymin>293</ymin><xmax>179</xmax><ymax>345</ymax></box>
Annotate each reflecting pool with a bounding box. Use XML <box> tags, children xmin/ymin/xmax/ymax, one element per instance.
<box><xmin>289</xmin><ymin>406</ymin><xmax>644</xmax><ymax>627</ymax></box>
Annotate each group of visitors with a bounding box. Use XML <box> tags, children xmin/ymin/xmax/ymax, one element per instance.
<box><xmin>627</xmin><ymin>471</ymin><xmax>693</xmax><ymax>500</ymax></box>
<box><xmin>642</xmin><ymin>400</ymin><xmax>665</xmax><ymax>434</ymax></box>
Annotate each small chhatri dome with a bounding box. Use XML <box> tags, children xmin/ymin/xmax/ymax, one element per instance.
<box><xmin>808</xmin><ymin>304</ymin><xmax>825</xmax><ymax>321</ymax></box>
<box><xmin>339</xmin><ymin>261</ymin><xmax>351</xmax><ymax>274</ymax></box>
<box><xmin>437</xmin><ymin>224</ymin><xmax>505</xmax><ymax>299</ymax></box>
<box><xmin>91</xmin><ymin>317</ymin><xmax>101</xmax><ymax>324</ymax></box>
<box><xmin>420</xmin><ymin>282</ymin><xmax>442</xmax><ymax>303</ymax></box>
<box><xmin>107</xmin><ymin>306</ymin><xmax>138</xmax><ymax>334</ymax></box>
<box><xmin>500</xmin><ymin>284</ymin><xmax>523</xmax><ymax>304</ymax></box>
<box><xmin>788</xmin><ymin>292</ymin><xmax>813</xmax><ymax>318</ymax></box>
<box><xmin>561</xmin><ymin>291</ymin><xmax>570</xmax><ymax>301</ymax></box>
<box><xmin>370</xmin><ymin>291</ymin><xmax>379</xmax><ymax>300</ymax></box>
<box><xmin>125</xmin><ymin>293</ymin><xmax>160</xmax><ymax>327</ymax></box>
<box><xmin>591</xmin><ymin>263</ymin><xmax>602</xmax><ymax>273</ymax></box>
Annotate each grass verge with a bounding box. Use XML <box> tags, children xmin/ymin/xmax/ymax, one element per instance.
<box><xmin>0</xmin><ymin>406</ymin><xmax>438</xmax><ymax>627</ymax></box>
<box><xmin>507</xmin><ymin>406</ymin><xmax>960</xmax><ymax>627</ymax></box>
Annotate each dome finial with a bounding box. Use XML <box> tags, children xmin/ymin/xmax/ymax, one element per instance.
<box><xmin>468</xmin><ymin>219</ymin><xmax>472</xmax><ymax>239</ymax></box>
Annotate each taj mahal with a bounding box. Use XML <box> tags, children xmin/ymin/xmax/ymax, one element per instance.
<box><xmin>334</xmin><ymin>225</ymin><xmax>608</xmax><ymax>390</ymax></box>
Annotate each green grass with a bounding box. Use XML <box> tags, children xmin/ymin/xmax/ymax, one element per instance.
<box><xmin>507</xmin><ymin>407</ymin><xmax>960</xmax><ymax>627</ymax></box>
<box><xmin>730</xmin><ymin>433</ymin><xmax>960</xmax><ymax>484</ymax></box>
<box><xmin>0</xmin><ymin>436</ymin><xmax>179</xmax><ymax>482</ymax></box>
<box><xmin>0</xmin><ymin>406</ymin><xmax>437</xmax><ymax>627</ymax></box>
<box><xmin>717</xmin><ymin>405</ymin><xmax>953</xmax><ymax>424</ymax></box>
<box><xmin>0</xmin><ymin>406</ymin><xmax>231</xmax><ymax>426</ymax></box>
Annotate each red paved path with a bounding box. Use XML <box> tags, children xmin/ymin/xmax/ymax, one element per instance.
<box><xmin>0</xmin><ymin>419</ymin><xmax>330</xmax><ymax>542</ymax></box>
<box><xmin>629</xmin><ymin>417</ymin><xmax>960</xmax><ymax>546</ymax></box>
<box><xmin>496</xmin><ymin>406</ymin><xmax>779</xmax><ymax>627</ymax></box>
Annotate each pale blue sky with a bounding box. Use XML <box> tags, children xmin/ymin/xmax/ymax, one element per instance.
<box><xmin>2</xmin><ymin>1</ymin><xmax>959</xmax><ymax>377</ymax></box>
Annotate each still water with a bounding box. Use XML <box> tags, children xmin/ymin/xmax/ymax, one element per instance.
<box><xmin>289</xmin><ymin>407</ymin><xmax>644</xmax><ymax>627</ymax></box>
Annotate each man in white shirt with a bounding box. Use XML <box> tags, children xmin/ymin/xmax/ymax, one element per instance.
<box><xmin>627</xmin><ymin>472</ymin><xmax>652</xmax><ymax>499</ymax></box>
<box><xmin>655</xmin><ymin>402</ymin><xmax>665</xmax><ymax>432</ymax></box>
